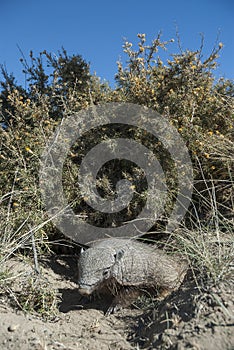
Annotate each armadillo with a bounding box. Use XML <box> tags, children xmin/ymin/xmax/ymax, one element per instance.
<box><xmin>78</xmin><ymin>238</ymin><xmax>187</xmax><ymax>314</ymax></box>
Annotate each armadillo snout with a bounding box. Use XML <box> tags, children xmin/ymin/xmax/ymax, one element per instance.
<box><xmin>78</xmin><ymin>284</ymin><xmax>95</xmax><ymax>296</ymax></box>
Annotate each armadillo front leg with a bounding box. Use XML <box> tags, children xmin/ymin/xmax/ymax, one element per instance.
<box><xmin>105</xmin><ymin>288</ymin><xmax>141</xmax><ymax>315</ymax></box>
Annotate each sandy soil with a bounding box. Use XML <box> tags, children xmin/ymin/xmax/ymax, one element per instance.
<box><xmin>0</xmin><ymin>256</ymin><xmax>233</xmax><ymax>350</ymax></box>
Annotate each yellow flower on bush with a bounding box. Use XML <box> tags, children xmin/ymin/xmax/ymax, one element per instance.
<box><xmin>12</xmin><ymin>202</ymin><xmax>19</xmax><ymax>207</ymax></box>
<box><xmin>204</xmin><ymin>153</ymin><xmax>210</xmax><ymax>159</ymax></box>
<box><xmin>25</xmin><ymin>146</ymin><xmax>33</xmax><ymax>154</ymax></box>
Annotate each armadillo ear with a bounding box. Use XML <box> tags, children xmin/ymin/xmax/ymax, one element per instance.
<box><xmin>114</xmin><ymin>249</ymin><xmax>124</xmax><ymax>262</ymax></box>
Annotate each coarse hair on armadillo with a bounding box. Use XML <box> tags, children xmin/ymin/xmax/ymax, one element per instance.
<box><xmin>78</xmin><ymin>237</ymin><xmax>187</xmax><ymax>296</ymax></box>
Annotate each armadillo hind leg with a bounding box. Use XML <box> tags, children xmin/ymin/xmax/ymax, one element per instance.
<box><xmin>105</xmin><ymin>288</ymin><xmax>141</xmax><ymax>316</ymax></box>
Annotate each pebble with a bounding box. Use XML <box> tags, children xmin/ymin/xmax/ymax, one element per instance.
<box><xmin>7</xmin><ymin>324</ymin><xmax>19</xmax><ymax>332</ymax></box>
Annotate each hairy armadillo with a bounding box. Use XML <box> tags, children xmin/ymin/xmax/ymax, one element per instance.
<box><xmin>78</xmin><ymin>238</ymin><xmax>187</xmax><ymax>314</ymax></box>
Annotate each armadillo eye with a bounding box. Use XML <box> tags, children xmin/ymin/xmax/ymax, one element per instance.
<box><xmin>103</xmin><ymin>268</ymin><xmax>110</xmax><ymax>279</ymax></box>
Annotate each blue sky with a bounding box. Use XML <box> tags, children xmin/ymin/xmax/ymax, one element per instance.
<box><xmin>0</xmin><ymin>0</ymin><xmax>233</xmax><ymax>88</ymax></box>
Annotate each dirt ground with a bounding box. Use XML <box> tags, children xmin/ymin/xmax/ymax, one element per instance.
<box><xmin>0</xmin><ymin>256</ymin><xmax>233</xmax><ymax>350</ymax></box>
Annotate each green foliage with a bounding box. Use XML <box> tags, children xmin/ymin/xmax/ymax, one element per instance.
<box><xmin>116</xmin><ymin>34</ymin><xmax>234</xmax><ymax>223</ymax></box>
<box><xmin>44</xmin><ymin>47</ymin><xmax>90</xmax><ymax>92</ymax></box>
<box><xmin>0</xmin><ymin>48</ymin><xmax>91</xmax><ymax>125</ymax></box>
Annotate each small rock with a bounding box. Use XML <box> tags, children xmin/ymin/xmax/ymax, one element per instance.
<box><xmin>164</xmin><ymin>328</ymin><xmax>178</xmax><ymax>336</ymax></box>
<box><xmin>7</xmin><ymin>324</ymin><xmax>19</xmax><ymax>332</ymax></box>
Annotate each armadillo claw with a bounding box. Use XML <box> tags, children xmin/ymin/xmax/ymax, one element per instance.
<box><xmin>105</xmin><ymin>302</ymin><xmax>122</xmax><ymax>316</ymax></box>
